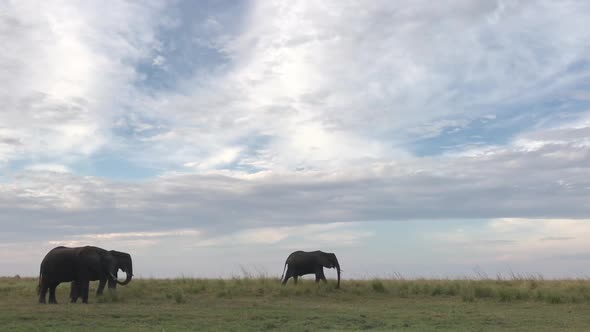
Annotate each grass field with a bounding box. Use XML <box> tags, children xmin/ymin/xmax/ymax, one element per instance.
<box><xmin>2</xmin><ymin>276</ymin><xmax>590</xmax><ymax>331</ymax></box>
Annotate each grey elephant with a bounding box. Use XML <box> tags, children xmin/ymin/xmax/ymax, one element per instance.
<box><xmin>280</xmin><ymin>250</ymin><xmax>341</xmax><ymax>288</ymax></box>
<box><xmin>38</xmin><ymin>246</ymin><xmax>133</xmax><ymax>304</ymax></box>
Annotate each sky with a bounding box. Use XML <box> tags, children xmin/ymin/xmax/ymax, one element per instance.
<box><xmin>1</xmin><ymin>0</ymin><xmax>590</xmax><ymax>279</ymax></box>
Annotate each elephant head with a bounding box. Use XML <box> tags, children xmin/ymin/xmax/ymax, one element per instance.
<box><xmin>318</xmin><ymin>252</ymin><xmax>341</xmax><ymax>288</ymax></box>
<box><xmin>107</xmin><ymin>250</ymin><xmax>133</xmax><ymax>285</ymax></box>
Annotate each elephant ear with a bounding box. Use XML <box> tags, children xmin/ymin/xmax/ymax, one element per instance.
<box><xmin>318</xmin><ymin>253</ymin><xmax>335</xmax><ymax>268</ymax></box>
<box><xmin>110</xmin><ymin>251</ymin><xmax>130</xmax><ymax>267</ymax></box>
<box><xmin>101</xmin><ymin>253</ymin><xmax>117</xmax><ymax>275</ymax></box>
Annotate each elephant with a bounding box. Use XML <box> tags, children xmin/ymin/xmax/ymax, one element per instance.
<box><xmin>38</xmin><ymin>246</ymin><xmax>133</xmax><ymax>304</ymax></box>
<box><xmin>280</xmin><ymin>250</ymin><xmax>341</xmax><ymax>288</ymax></box>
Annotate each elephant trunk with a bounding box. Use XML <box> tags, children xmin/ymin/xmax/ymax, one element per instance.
<box><xmin>116</xmin><ymin>272</ymin><xmax>132</xmax><ymax>285</ymax></box>
<box><xmin>112</xmin><ymin>261</ymin><xmax>133</xmax><ymax>286</ymax></box>
<box><xmin>336</xmin><ymin>265</ymin><xmax>341</xmax><ymax>289</ymax></box>
<box><xmin>117</xmin><ymin>264</ymin><xmax>133</xmax><ymax>285</ymax></box>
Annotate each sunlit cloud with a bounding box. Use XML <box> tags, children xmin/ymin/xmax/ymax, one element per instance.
<box><xmin>431</xmin><ymin>218</ymin><xmax>590</xmax><ymax>266</ymax></box>
<box><xmin>1</xmin><ymin>0</ymin><xmax>590</xmax><ymax>277</ymax></box>
<box><xmin>25</xmin><ymin>164</ymin><xmax>71</xmax><ymax>173</ymax></box>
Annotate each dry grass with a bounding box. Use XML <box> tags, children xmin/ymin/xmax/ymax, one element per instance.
<box><xmin>2</xmin><ymin>276</ymin><xmax>590</xmax><ymax>331</ymax></box>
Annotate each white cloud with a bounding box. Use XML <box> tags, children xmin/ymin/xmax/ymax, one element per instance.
<box><xmin>152</xmin><ymin>55</ymin><xmax>166</xmax><ymax>67</ymax></box>
<box><xmin>76</xmin><ymin>229</ymin><xmax>201</xmax><ymax>240</ymax></box>
<box><xmin>184</xmin><ymin>147</ymin><xmax>243</xmax><ymax>170</ymax></box>
<box><xmin>193</xmin><ymin>222</ymin><xmax>372</xmax><ymax>248</ymax></box>
<box><xmin>2</xmin><ymin>1</ymin><xmax>590</xmax><ymax>278</ymax></box>
<box><xmin>432</xmin><ymin>218</ymin><xmax>590</xmax><ymax>264</ymax></box>
<box><xmin>3</xmin><ymin>118</ymin><xmax>590</xmax><ymax>233</ymax></box>
<box><xmin>3</xmin><ymin>1</ymin><xmax>590</xmax><ymax>173</ymax></box>
<box><xmin>127</xmin><ymin>0</ymin><xmax>590</xmax><ymax>175</ymax></box>
<box><xmin>0</xmin><ymin>1</ymin><xmax>165</xmax><ymax>163</ymax></box>
<box><xmin>25</xmin><ymin>163</ymin><xmax>71</xmax><ymax>173</ymax></box>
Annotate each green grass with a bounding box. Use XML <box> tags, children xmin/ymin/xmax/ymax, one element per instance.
<box><xmin>2</xmin><ymin>276</ymin><xmax>590</xmax><ymax>331</ymax></box>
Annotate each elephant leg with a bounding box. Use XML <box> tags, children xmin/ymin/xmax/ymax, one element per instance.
<box><xmin>39</xmin><ymin>283</ymin><xmax>48</xmax><ymax>304</ymax></box>
<box><xmin>79</xmin><ymin>280</ymin><xmax>90</xmax><ymax>304</ymax></box>
<box><xmin>107</xmin><ymin>277</ymin><xmax>117</xmax><ymax>291</ymax></box>
<box><xmin>70</xmin><ymin>281</ymin><xmax>80</xmax><ymax>303</ymax></box>
<box><xmin>293</xmin><ymin>276</ymin><xmax>298</xmax><ymax>285</ymax></box>
<box><xmin>96</xmin><ymin>279</ymin><xmax>107</xmax><ymax>296</ymax></box>
<box><xmin>315</xmin><ymin>266</ymin><xmax>326</xmax><ymax>283</ymax></box>
<box><xmin>48</xmin><ymin>283</ymin><xmax>59</xmax><ymax>304</ymax></box>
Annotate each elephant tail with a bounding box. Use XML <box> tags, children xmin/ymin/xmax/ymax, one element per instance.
<box><xmin>37</xmin><ymin>274</ymin><xmax>42</xmax><ymax>295</ymax></box>
<box><xmin>280</xmin><ymin>251</ymin><xmax>298</xmax><ymax>281</ymax></box>
<box><xmin>280</xmin><ymin>263</ymin><xmax>288</xmax><ymax>282</ymax></box>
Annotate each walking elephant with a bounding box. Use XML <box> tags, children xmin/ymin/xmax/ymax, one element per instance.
<box><xmin>280</xmin><ymin>250</ymin><xmax>341</xmax><ymax>288</ymax></box>
<box><xmin>38</xmin><ymin>246</ymin><xmax>133</xmax><ymax>304</ymax></box>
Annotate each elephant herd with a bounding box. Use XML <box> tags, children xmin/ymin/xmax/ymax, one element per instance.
<box><xmin>38</xmin><ymin>246</ymin><xmax>341</xmax><ymax>304</ymax></box>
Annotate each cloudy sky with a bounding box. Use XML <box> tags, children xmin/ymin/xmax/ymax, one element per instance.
<box><xmin>2</xmin><ymin>0</ymin><xmax>590</xmax><ymax>279</ymax></box>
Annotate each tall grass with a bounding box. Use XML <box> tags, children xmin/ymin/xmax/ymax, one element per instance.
<box><xmin>4</xmin><ymin>276</ymin><xmax>590</xmax><ymax>305</ymax></box>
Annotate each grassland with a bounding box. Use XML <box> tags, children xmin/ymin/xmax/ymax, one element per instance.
<box><xmin>2</xmin><ymin>276</ymin><xmax>590</xmax><ymax>331</ymax></box>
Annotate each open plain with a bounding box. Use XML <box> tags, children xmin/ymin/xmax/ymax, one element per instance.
<box><xmin>2</xmin><ymin>277</ymin><xmax>590</xmax><ymax>331</ymax></box>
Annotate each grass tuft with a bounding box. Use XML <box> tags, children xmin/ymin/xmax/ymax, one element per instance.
<box><xmin>173</xmin><ymin>288</ymin><xmax>186</xmax><ymax>303</ymax></box>
<box><xmin>371</xmin><ymin>280</ymin><xmax>387</xmax><ymax>293</ymax></box>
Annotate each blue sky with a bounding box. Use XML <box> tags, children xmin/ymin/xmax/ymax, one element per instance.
<box><xmin>2</xmin><ymin>0</ymin><xmax>590</xmax><ymax>278</ymax></box>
